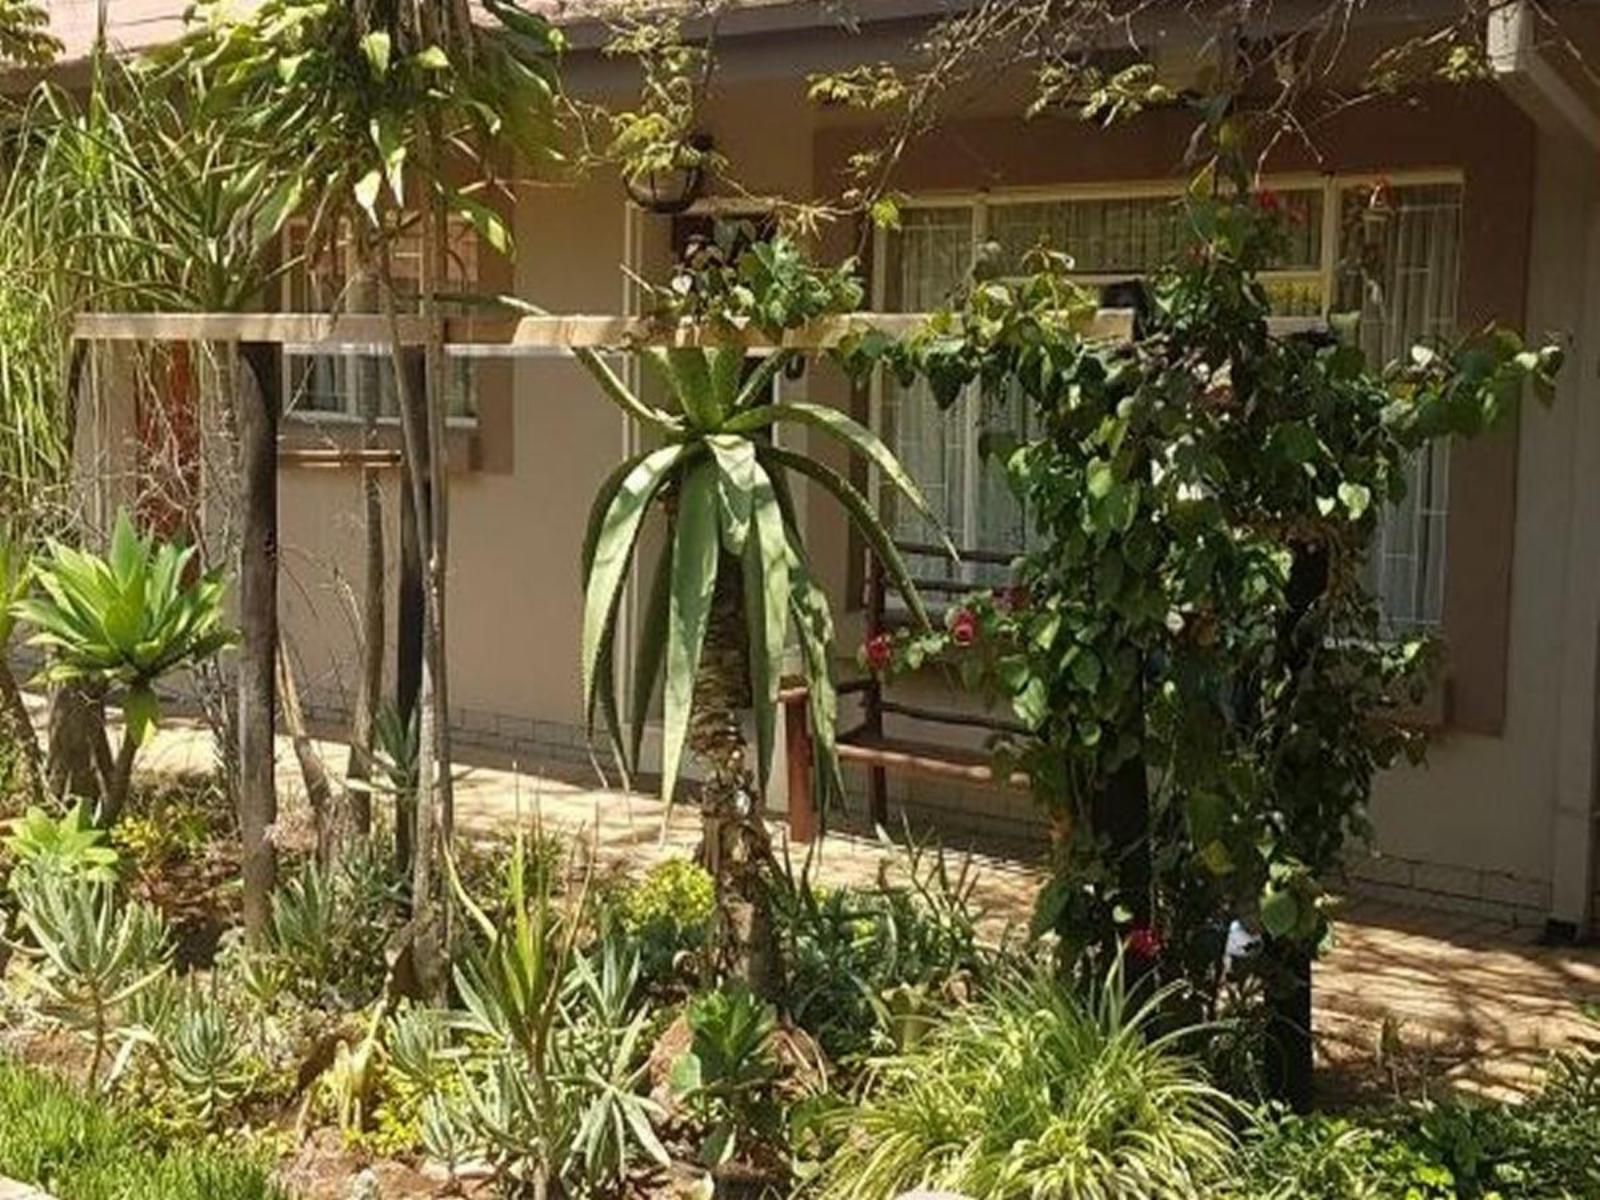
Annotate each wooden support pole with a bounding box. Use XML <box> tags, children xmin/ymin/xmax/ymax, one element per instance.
<box><xmin>784</xmin><ymin>691</ymin><xmax>816</xmax><ymax>844</ymax></box>
<box><xmin>237</xmin><ymin>341</ymin><xmax>280</xmax><ymax>943</ymax></box>
<box><xmin>395</xmin><ymin>347</ymin><xmax>429</xmax><ymax>879</ymax></box>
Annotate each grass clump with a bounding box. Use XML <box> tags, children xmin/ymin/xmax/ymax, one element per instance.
<box><xmin>0</xmin><ymin>1058</ymin><xmax>284</xmax><ymax>1200</ymax></box>
<box><xmin>820</xmin><ymin>966</ymin><xmax>1238</xmax><ymax>1200</ymax></box>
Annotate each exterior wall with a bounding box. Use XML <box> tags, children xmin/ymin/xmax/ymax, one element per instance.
<box><xmin>263</xmin><ymin>68</ymin><xmax>1599</xmax><ymax>923</ymax></box>
<box><xmin>1354</xmin><ymin>123</ymin><xmax>1600</xmax><ymax>926</ymax></box>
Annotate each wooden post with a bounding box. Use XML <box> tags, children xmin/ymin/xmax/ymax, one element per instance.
<box><xmin>237</xmin><ymin>341</ymin><xmax>279</xmax><ymax>943</ymax></box>
<box><xmin>784</xmin><ymin>691</ymin><xmax>815</xmax><ymax>843</ymax></box>
<box><xmin>395</xmin><ymin>347</ymin><xmax>428</xmax><ymax>878</ymax></box>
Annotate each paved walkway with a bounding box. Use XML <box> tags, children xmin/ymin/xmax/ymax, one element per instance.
<box><xmin>26</xmin><ymin>698</ymin><xmax>1600</xmax><ymax>1100</ymax></box>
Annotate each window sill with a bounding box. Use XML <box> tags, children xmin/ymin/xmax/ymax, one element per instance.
<box><xmin>278</xmin><ymin>418</ymin><xmax>483</xmax><ymax>472</ymax></box>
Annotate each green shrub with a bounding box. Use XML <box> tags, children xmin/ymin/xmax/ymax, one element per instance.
<box><xmin>820</xmin><ymin>966</ymin><xmax>1237</xmax><ymax>1200</ymax></box>
<box><xmin>611</xmin><ymin>857</ymin><xmax>715</xmax><ymax>984</ymax></box>
<box><xmin>772</xmin><ymin>836</ymin><xmax>986</xmax><ymax>1061</ymax></box>
<box><xmin>1236</xmin><ymin>1049</ymin><xmax>1600</xmax><ymax>1200</ymax></box>
<box><xmin>0</xmin><ymin>1058</ymin><xmax>283</xmax><ymax>1200</ymax></box>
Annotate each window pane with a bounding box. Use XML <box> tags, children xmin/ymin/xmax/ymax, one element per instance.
<box><xmin>1339</xmin><ymin>182</ymin><xmax>1463</xmax><ymax>633</ymax></box>
<box><xmin>881</xmin><ymin>209</ymin><xmax>973</xmax><ymax>579</ymax></box>
<box><xmin>284</xmin><ymin>220</ymin><xmax>481</xmax><ymax>422</ymax></box>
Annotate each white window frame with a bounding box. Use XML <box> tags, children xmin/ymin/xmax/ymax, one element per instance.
<box><xmin>279</xmin><ymin>218</ymin><xmax>482</xmax><ymax>429</ymax></box>
<box><xmin>869</xmin><ymin>169</ymin><xmax>1465</xmax><ymax>630</ymax></box>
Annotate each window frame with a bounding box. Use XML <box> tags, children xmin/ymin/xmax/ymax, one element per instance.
<box><xmin>868</xmin><ymin>169</ymin><xmax>1466</xmax><ymax>628</ymax></box>
<box><xmin>278</xmin><ymin>218</ymin><xmax>483</xmax><ymax>430</ymax></box>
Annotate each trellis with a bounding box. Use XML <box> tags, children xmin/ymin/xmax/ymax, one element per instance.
<box><xmin>71</xmin><ymin>307</ymin><xmax>1135</xmax><ymax>842</ymax></box>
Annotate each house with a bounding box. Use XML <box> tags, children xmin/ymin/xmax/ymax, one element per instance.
<box><xmin>12</xmin><ymin>1</ymin><xmax>1600</xmax><ymax>935</ymax></box>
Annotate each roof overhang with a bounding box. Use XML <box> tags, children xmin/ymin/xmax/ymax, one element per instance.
<box><xmin>1489</xmin><ymin>1</ymin><xmax>1600</xmax><ymax>156</ymax></box>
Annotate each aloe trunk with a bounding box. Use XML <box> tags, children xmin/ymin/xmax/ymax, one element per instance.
<box><xmin>691</xmin><ymin>560</ymin><xmax>778</xmax><ymax>998</ymax></box>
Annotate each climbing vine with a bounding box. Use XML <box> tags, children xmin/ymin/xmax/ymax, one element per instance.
<box><xmin>841</xmin><ymin>170</ymin><xmax>1561</xmax><ymax>1093</ymax></box>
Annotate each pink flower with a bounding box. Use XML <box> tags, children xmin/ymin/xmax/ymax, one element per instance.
<box><xmin>949</xmin><ymin>608</ymin><xmax>979</xmax><ymax>647</ymax></box>
<box><xmin>1126</xmin><ymin>925</ymin><xmax>1165</xmax><ymax>962</ymax></box>
<box><xmin>864</xmin><ymin>633</ymin><xmax>893</xmax><ymax>673</ymax></box>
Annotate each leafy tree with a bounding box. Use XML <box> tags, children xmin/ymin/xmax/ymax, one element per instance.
<box><xmin>0</xmin><ymin>0</ymin><xmax>56</xmax><ymax>68</ymax></box>
<box><xmin>169</xmin><ymin>0</ymin><xmax>565</xmax><ymax>963</ymax></box>
<box><xmin>852</xmin><ymin>173</ymin><xmax>1561</xmax><ymax>1107</ymax></box>
<box><xmin>575</xmin><ymin>231</ymin><xmax>943</xmax><ymax>992</ymax></box>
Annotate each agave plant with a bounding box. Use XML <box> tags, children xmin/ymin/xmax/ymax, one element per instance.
<box><xmin>574</xmin><ymin>236</ymin><xmax>947</xmax><ymax>986</ymax></box>
<box><xmin>165</xmin><ymin>983</ymin><xmax>254</xmax><ymax>1128</ymax></box>
<box><xmin>10</xmin><ymin>510</ymin><xmax>235</xmax><ymax>824</ymax></box>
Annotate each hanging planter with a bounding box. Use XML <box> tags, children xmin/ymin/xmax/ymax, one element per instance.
<box><xmin>626</xmin><ymin>133</ymin><xmax>715</xmax><ymax>215</ymax></box>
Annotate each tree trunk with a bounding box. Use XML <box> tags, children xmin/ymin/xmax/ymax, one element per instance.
<box><xmin>47</xmin><ymin>683</ymin><xmax>105</xmax><ymax>805</ymax></box>
<box><xmin>692</xmin><ymin>559</ymin><xmax>778</xmax><ymax>998</ymax></box>
<box><xmin>0</xmin><ymin>658</ymin><xmax>46</xmax><ymax>809</ymax></box>
<box><xmin>378</xmin><ymin>269</ymin><xmax>442</xmax><ymax>998</ymax></box>
<box><xmin>279</xmin><ymin>640</ymin><xmax>338</xmax><ymax>866</ymax></box>
<box><xmin>1262</xmin><ymin>538</ymin><xmax>1331</xmax><ymax>1113</ymax></box>
<box><xmin>237</xmin><ymin>341</ymin><xmax>280</xmax><ymax>944</ymax></box>
<box><xmin>420</xmin><ymin>180</ymin><xmax>456</xmax><ymax>982</ymax></box>
<box><xmin>345</xmin><ymin>247</ymin><xmax>383</xmax><ymax>842</ymax></box>
<box><xmin>395</xmin><ymin>474</ymin><xmax>425</xmax><ymax>877</ymax></box>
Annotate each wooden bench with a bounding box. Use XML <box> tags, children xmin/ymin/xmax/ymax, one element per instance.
<box><xmin>781</xmin><ymin>541</ymin><xmax>1030</xmax><ymax>842</ymax></box>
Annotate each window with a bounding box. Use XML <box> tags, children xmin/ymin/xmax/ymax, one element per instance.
<box><xmin>282</xmin><ymin>221</ymin><xmax>480</xmax><ymax>424</ymax></box>
<box><xmin>873</xmin><ymin>176</ymin><xmax>1464</xmax><ymax>631</ymax></box>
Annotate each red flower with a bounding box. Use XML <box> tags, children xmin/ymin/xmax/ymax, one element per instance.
<box><xmin>1126</xmin><ymin>925</ymin><xmax>1165</xmax><ymax>962</ymax></box>
<box><xmin>1252</xmin><ymin>188</ymin><xmax>1282</xmax><ymax>215</ymax></box>
<box><xmin>864</xmin><ymin>633</ymin><xmax>893</xmax><ymax>673</ymax></box>
<box><xmin>949</xmin><ymin>608</ymin><xmax>979</xmax><ymax>647</ymax></box>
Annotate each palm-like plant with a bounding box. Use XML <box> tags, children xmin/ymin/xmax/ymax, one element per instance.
<box><xmin>11</xmin><ymin>510</ymin><xmax>235</xmax><ymax>824</ymax></box>
<box><xmin>575</xmin><ymin>236</ymin><xmax>946</xmax><ymax>986</ymax></box>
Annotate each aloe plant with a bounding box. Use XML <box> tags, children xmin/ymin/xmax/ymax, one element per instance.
<box><xmin>10</xmin><ymin>510</ymin><xmax>235</xmax><ymax>825</ymax></box>
<box><xmin>574</xmin><ymin>239</ymin><xmax>945</xmax><ymax>987</ymax></box>
<box><xmin>13</xmin><ymin>871</ymin><xmax>173</xmax><ymax>1088</ymax></box>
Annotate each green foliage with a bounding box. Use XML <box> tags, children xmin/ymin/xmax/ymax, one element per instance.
<box><xmin>820</xmin><ymin>966</ymin><xmax>1238</xmax><ymax>1200</ymax></box>
<box><xmin>162</xmin><ymin>983</ymin><xmax>255</xmax><ymax>1129</ymax></box>
<box><xmin>670</xmin><ymin>985</ymin><xmax>782</xmax><ymax>1168</ymax></box>
<box><xmin>268</xmin><ymin>849</ymin><xmax>398</xmax><ymax>1008</ymax></box>
<box><xmin>12</xmin><ymin>871</ymin><xmax>172</xmax><ymax>1086</ymax></box>
<box><xmin>1235</xmin><ymin>1054</ymin><xmax>1600</xmax><ymax>1200</ymax></box>
<box><xmin>572</xmin><ymin>228</ymin><xmax>940</xmax><ymax>814</ymax></box>
<box><xmin>847</xmin><ymin>179</ymin><xmax>1562</xmax><ymax>1010</ymax></box>
<box><xmin>0</xmin><ymin>0</ymin><xmax>57</xmax><ymax>67</ymax></box>
<box><xmin>170</xmin><ymin>0</ymin><xmax>564</xmax><ymax>270</ymax></box>
<box><xmin>13</xmin><ymin>510</ymin><xmax>234</xmax><ymax>747</ymax></box>
<box><xmin>611</xmin><ymin>857</ymin><xmax>716</xmax><ymax>983</ymax></box>
<box><xmin>0</xmin><ymin>1059</ymin><xmax>283</xmax><ymax>1200</ymax></box>
<box><xmin>5</xmin><ymin>803</ymin><xmax>121</xmax><ymax>890</ymax></box>
<box><xmin>771</xmin><ymin>835</ymin><xmax>985</xmax><ymax>1061</ymax></box>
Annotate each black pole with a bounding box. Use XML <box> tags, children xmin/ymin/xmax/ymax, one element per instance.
<box><xmin>1262</xmin><ymin>539</ymin><xmax>1330</xmax><ymax>1112</ymax></box>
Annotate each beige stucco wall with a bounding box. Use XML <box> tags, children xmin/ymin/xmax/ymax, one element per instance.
<box><xmin>270</xmin><ymin>71</ymin><xmax>1600</xmax><ymax>924</ymax></box>
<box><xmin>1356</xmin><ymin>124</ymin><xmax>1600</xmax><ymax>922</ymax></box>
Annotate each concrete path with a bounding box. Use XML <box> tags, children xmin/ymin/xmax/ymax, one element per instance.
<box><xmin>20</xmin><ymin>696</ymin><xmax>1600</xmax><ymax>1100</ymax></box>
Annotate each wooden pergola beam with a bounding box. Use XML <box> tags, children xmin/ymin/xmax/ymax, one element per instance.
<box><xmin>73</xmin><ymin>309</ymin><xmax>1137</xmax><ymax>349</ymax></box>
